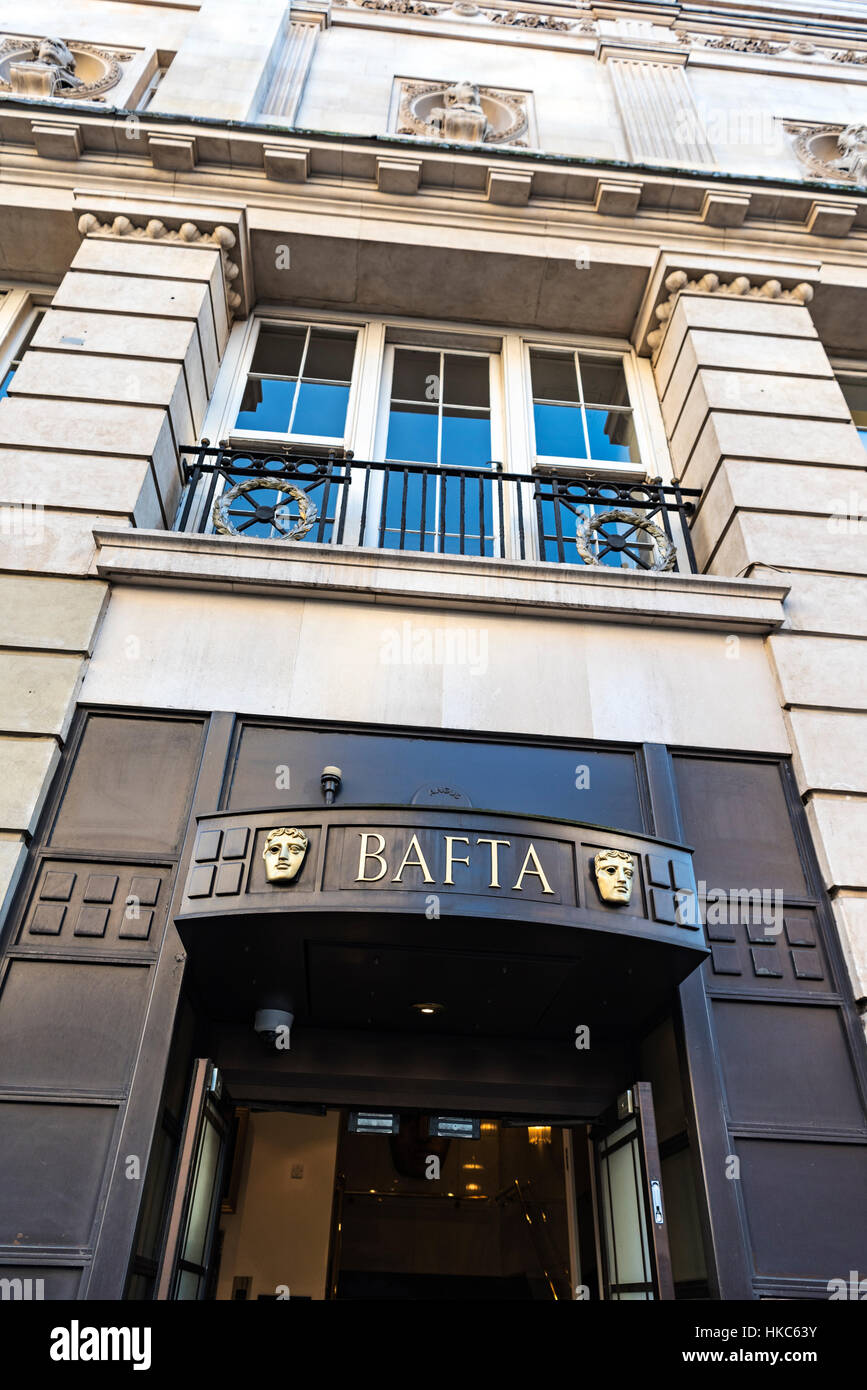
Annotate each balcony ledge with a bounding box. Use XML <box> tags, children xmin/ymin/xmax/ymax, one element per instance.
<box><xmin>92</xmin><ymin>528</ymin><xmax>789</xmax><ymax>633</ymax></box>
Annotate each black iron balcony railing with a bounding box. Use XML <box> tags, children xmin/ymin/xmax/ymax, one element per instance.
<box><xmin>175</xmin><ymin>444</ymin><xmax>700</xmax><ymax>574</ymax></box>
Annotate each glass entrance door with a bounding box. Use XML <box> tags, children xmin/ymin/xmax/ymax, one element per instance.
<box><xmin>155</xmin><ymin>1058</ymin><xmax>235</xmax><ymax>1300</ymax></box>
<box><xmin>590</xmin><ymin>1081</ymin><xmax>674</xmax><ymax>1300</ymax></box>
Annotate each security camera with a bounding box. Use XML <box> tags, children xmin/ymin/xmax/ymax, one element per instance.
<box><xmin>253</xmin><ymin>1007</ymin><xmax>294</xmax><ymax>1051</ymax></box>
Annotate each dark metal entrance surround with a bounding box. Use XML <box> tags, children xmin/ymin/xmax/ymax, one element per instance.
<box><xmin>174</xmin><ymin>806</ymin><xmax>706</xmax><ymax>1037</ymax></box>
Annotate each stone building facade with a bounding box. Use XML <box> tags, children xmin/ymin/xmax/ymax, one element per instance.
<box><xmin>0</xmin><ymin>0</ymin><xmax>865</xmax><ymax>1303</ymax></box>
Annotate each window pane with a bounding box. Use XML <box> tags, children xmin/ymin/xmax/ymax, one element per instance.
<box><xmin>292</xmin><ymin>381</ymin><xmax>350</xmax><ymax>436</ymax></box>
<box><xmin>181</xmin><ymin>1115</ymin><xmax>221</xmax><ymax>1268</ymax></box>
<box><xmin>840</xmin><ymin>377</ymin><xmax>867</xmax><ymax>421</ymax></box>
<box><xmin>441</xmin><ymin>410</ymin><xmax>491</xmax><ymax>467</ymax></box>
<box><xmin>176</xmin><ymin>1269</ymin><xmax>202</xmax><ymax>1301</ymax></box>
<box><xmin>442</xmin><ymin>353</ymin><xmax>490</xmax><ymax>408</ymax></box>
<box><xmin>585</xmin><ymin>408</ymin><xmax>639</xmax><ymax>464</ymax></box>
<box><xmin>840</xmin><ymin>378</ymin><xmax>867</xmax><ymax>446</ymax></box>
<box><xmin>391</xmin><ymin>348</ymin><xmax>440</xmax><ymax>402</ymax></box>
<box><xmin>386</xmin><ymin>404</ymin><xmax>438</xmax><ymax>462</ymax></box>
<box><xmin>0</xmin><ymin>368</ymin><xmax>13</xmax><ymax>400</ymax></box>
<box><xmin>304</xmin><ymin>329</ymin><xmax>356</xmax><ymax>383</ymax></box>
<box><xmin>534</xmin><ymin>403</ymin><xmax>586</xmax><ymax>458</ymax></box>
<box><xmin>580</xmin><ymin>356</ymin><xmax>629</xmax><ymax>407</ymax></box>
<box><xmin>530</xmin><ymin>350</ymin><xmax>578</xmax><ymax>404</ymax></box>
<box><xmin>250</xmin><ymin>325</ymin><xmax>306</xmax><ymax>376</ymax></box>
<box><xmin>235</xmin><ymin>377</ymin><xmax>295</xmax><ymax>432</ymax></box>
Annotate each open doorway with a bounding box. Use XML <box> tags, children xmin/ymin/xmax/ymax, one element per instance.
<box><xmin>154</xmin><ymin>1062</ymin><xmax>673</xmax><ymax>1301</ymax></box>
<box><xmin>212</xmin><ymin>1107</ymin><xmax>598</xmax><ymax>1300</ymax></box>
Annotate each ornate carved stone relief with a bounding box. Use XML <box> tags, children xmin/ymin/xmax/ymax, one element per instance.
<box><xmin>785</xmin><ymin>122</ymin><xmax>867</xmax><ymax>185</ymax></box>
<box><xmin>0</xmin><ymin>35</ymin><xmax>133</xmax><ymax>100</ymax></box>
<box><xmin>646</xmin><ymin>269</ymin><xmax>814</xmax><ymax>357</ymax></box>
<box><xmin>77</xmin><ymin>214</ymin><xmax>243</xmax><ymax>314</ymax></box>
<box><xmin>396</xmin><ymin>78</ymin><xmax>530</xmax><ymax>146</ymax></box>
<box><xmin>334</xmin><ymin>0</ymin><xmax>596</xmax><ymax>29</ymax></box>
<box><xmin>675</xmin><ymin>30</ymin><xmax>867</xmax><ymax>65</ymax></box>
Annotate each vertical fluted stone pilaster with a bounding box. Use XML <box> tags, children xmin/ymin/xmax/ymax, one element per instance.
<box><xmin>605</xmin><ymin>54</ymin><xmax>714</xmax><ymax>167</ymax></box>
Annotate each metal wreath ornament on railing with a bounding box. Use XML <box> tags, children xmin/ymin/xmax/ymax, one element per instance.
<box><xmin>212</xmin><ymin>476</ymin><xmax>319</xmax><ymax>540</ymax></box>
<box><xmin>575</xmin><ymin>508</ymin><xmax>677</xmax><ymax>572</ymax></box>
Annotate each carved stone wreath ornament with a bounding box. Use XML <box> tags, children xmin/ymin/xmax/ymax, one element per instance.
<box><xmin>0</xmin><ymin>36</ymin><xmax>133</xmax><ymax>100</ymax></box>
<box><xmin>785</xmin><ymin>122</ymin><xmax>867</xmax><ymax>185</ymax></box>
<box><xmin>397</xmin><ymin>78</ymin><xmax>529</xmax><ymax>145</ymax></box>
<box><xmin>212</xmin><ymin>479</ymin><xmax>319</xmax><ymax>540</ymax></box>
<box><xmin>575</xmin><ymin>509</ymin><xmax>677</xmax><ymax>572</ymax></box>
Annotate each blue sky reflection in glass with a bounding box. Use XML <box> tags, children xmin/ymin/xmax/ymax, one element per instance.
<box><xmin>531</xmin><ymin>349</ymin><xmax>639</xmax><ymax>467</ymax></box>
<box><xmin>235</xmin><ymin>324</ymin><xmax>356</xmax><ymax>438</ymax></box>
<box><xmin>384</xmin><ymin>346</ymin><xmax>494</xmax><ymax>553</ymax></box>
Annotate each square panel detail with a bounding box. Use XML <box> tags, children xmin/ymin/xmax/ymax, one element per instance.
<box><xmin>710</xmin><ymin>945</ymin><xmax>742</xmax><ymax>975</ymax></box>
<box><xmin>222</xmin><ymin>827</ymin><xmax>249</xmax><ymax>860</ymax></box>
<box><xmin>129</xmin><ymin>876</ymin><xmax>161</xmax><ymax>908</ymax></box>
<box><xmin>785</xmin><ymin>915</ymin><xmax>816</xmax><ymax>947</ymax></box>
<box><xmin>705</xmin><ymin>917</ymin><xmax>737</xmax><ymax>943</ymax></box>
<box><xmin>750</xmin><ymin>947</ymin><xmax>783</xmax><ymax>978</ymax></box>
<box><xmin>119</xmin><ymin>909</ymin><xmax>154</xmax><ymax>941</ymax></box>
<box><xmin>746</xmin><ymin>917</ymin><xmax>782</xmax><ymax>945</ymax></box>
<box><xmin>674</xmin><ymin>890</ymin><xmax>699</xmax><ymax>929</ymax></box>
<box><xmin>83</xmin><ymin>874</ymin><xmax>118</xmax><ymax>904</ymax></box>
<box><xmin>646</xmin><ymin>854</ymin><xmax>672</xmax><ymax>888</ymax></box>
<box><xmin>650</xmin><ymin>887</ymin><xmax>677</xmax><ymax>925</ymax></box>
<box><xmin>790</xmin><ymin>949</ymin><xmax>824</xmax><ymax>981</ymax></box>
<box><xmin>40</xmin><ymin>871</ymin><xmax>76</xmax><ymax>902</ymax></box>
<box><xmin>215</xmin><ymin>863</ymin><xmax>244</xmax><ymax>896</ymax></box>
<box><xmin>195</xmin><ymin>831</ymin><xmax>222</xmax><ymax>862</ymax></box>
<box><xmin>29</xmin><ymin>904</ymin><xmax>66</xmax><ymax>935</ymax></box>
<box><xmin>670</xmin><ymin>859</ymin><xmax>694</xmax><ymax>892</ymax></box>
<box><xmin>187</xmin><ymin>864</ymin><xmax>215</xmax><ymax>898</ymax></box>
<box><xmin>74</xmin><ymin>905</ymin><xmax>110</xmax><ymax>937</ymax></box>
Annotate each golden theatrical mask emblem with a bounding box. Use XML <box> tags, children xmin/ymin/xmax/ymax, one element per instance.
<box><xmin>594</xmin><ymin>849</ymin><xmax>634</xmax><ymax>905</ymax></box>
<box><xmin>263</xmin><ymin>827</ymin><xmax>309</xmax><ymax>884</ymax></box>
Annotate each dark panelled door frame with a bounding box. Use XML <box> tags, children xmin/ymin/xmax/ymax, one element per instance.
<box><xmin>85</xmin><ymin>712</ymin><xmax>237</xmax><ymax>1299</ymax></box>
<box><xmin>643</xmin><ymin>744</ymin><xmax>754</xmax><ymax>1300</ymax></box>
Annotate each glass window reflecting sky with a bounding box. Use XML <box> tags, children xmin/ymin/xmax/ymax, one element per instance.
<box><xmin>235</xmin><ymin>324</ymin><xmax>356</xmax><ymax>438</ymax></box>
<box><xmin>531</xmin><ymin>349</ymin><xmax>640</xmax><ymax>467</ymax></box>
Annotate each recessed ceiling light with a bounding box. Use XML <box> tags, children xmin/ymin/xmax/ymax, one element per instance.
<box><xmin>413</xmin><ymin>1002</ymin><xmax>444</xmax><ymax>1015</ymax></box>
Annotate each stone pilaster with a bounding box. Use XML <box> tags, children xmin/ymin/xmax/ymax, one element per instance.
<box><xmin>599</xmin><ymin>45</ymin><xmax>714</xmax><ymax>166</ymax></box>
<box><xmin>0</xmin><ymin>222</ymin><xmax>234</xmax><ymax>926</ymax></box>
<box><xmin>650</xmin><ymin>269</ymin><xmax>867</xmax><ymax>1017</ymax></box>
<box><xmin>257</xmin><ymin>14</ymin><xmax>326</xmax><ymax>124</ymax></box>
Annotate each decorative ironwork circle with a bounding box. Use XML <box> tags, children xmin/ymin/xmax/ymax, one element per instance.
<box><xmin>212</xmin><ymin>477</ymin><xmax>318</xmax><ymax>540</ymax></box>
<box><xmin>575</xmin><ymin>508</ymin><xmax>677</xmax><ymax>572</ymax></box>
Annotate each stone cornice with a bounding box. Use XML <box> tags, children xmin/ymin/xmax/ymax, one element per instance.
<box><xmin>92</xmin><ymin>528</ymin><xmax>790</xmax><ymax>634</ymax></box>
<box><xmin>0</xmin><ymin>104</ymin><xmax>865</xmax><ymax>239</ymax></box>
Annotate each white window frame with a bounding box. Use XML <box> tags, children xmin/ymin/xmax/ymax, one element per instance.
<box><xmin>196</xmin><ymin>308</ymin><xmax>670</xmax><ymax>551</ymax></box>
<box><xmin>0</xmin><ymin>290</ymin><xmax>48</xmax><ymax>393</ymax></box>
<box><xmin>523</xmin><ymin>339</ymin><xmax>647</xmax><ymax>481</ymax></box>
<box><xmin>221</xmin><ymin>313</ymin><xmax>365</xmax><ymax>452</ymax></box>
<box><xmin>832</xmin><ymin>361</ymin><xmax>867</xmax><ymax>447</ymax></box>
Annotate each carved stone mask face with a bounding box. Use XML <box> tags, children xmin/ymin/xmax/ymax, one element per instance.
<box><xmin>263</xmin><ymin>828</ymin><xmax>308</xmax><ymax>883</ymax></box>
<box><xmin>595</xmin><ymin>852</ymin><xmax>634</xmax><ymax>904</ymax></box>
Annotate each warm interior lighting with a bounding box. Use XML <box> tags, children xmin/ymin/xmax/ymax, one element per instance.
<box><xmin>413</xmin><ymin>1002</ymin><xmax>444</xmax><ymax>1014</ymax></box>
<box><xmin>480</xmin><ymin>1121</ymin><xmax>497</xmax><ymax>1134</ymax></box>
<box><xmin>527</xmin><ymin>1125</ymin><xmax>552</xmax><ymax>1146</ymax></box>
